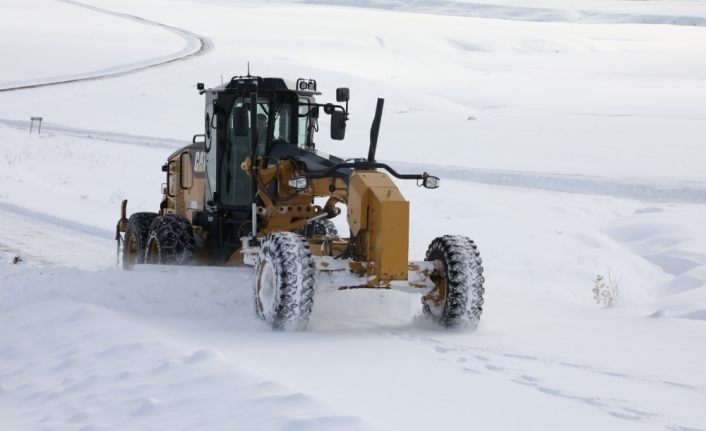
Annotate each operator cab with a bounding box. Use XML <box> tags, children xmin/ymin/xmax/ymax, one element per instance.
<box><xmin>199</xmin><ymin>76</ymin><xmax>349</xmax><ymax>209</ymax></box>
<box><xmin>193</xmin><ymin>76</ymin><xmax>350</xmax><ymax>262</ymax></box>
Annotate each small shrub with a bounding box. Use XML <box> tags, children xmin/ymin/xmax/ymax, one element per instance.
<box><xmin>592</xmin><ymin>270</ymin><xmax>622</xmax><ymax>306</ymax></box>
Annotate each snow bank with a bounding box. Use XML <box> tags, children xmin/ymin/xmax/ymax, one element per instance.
<box><xmin>0</xmin><ymin>268</ymin><xmax>374</xmax><ymax>431</ymax></box>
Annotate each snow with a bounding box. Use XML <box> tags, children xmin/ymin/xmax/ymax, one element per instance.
<box><xmin>0</xmin><ymin>268</ymin><xmax>373</xmax><ymax>431</ymax></box>
<box><xmin>299</xmin><ymin>0</ymin><xmax>706</xmax><ymax>25</ymax></box>
<box><xmin>1</xmin><ymin>0</ymin><xmax>706</xmax><ymax>430</ymax></box>
<box><xmin>0</xmin><ymin>0</ymin><xmax>204</xmax><ymax>90</ymax></box>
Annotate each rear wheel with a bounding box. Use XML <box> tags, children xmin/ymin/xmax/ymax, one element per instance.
<box><xmin>423</xmin><ymin>235</ymin><xmax>485</xmax><ymax>328</ymax></box>
<box><xmin>122</xmin><ymin>212</ymin><xmax>158</xmax><ymax>270</ymax></box>
<box><xmin>254</xmin><ymin>232</ymin><xmax>315</xmax><ymax>330</ymax></box>
<box><xmin>145</xmin><ymin>214</ymin><xmax>195</xmax><ymax>265</ymax></box>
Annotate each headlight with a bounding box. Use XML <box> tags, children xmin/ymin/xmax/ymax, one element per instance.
<box><xmin>422</xmin><ymin>175</ymin><xmax>440</xmax><ymax>189</ymax></box>
<box><xmin>288</xmin><ymin>176</ymin><xmax>308</xmax><ymax>190</ymax></box>
<box><xmin>296</xmin><ymin>78</ymin><xmax>317</xmax><ymax>92</ymax></box>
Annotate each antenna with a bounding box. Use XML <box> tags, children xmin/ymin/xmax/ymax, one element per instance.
<box><xmin>220</xmin><ymin>74</ymin><xmax>223</xmax><ymax>84</ymax></box>
<box><xmin>247</xmin><ymin>61</ymin><xmax>251</xmax><ymax>77</ymax></box>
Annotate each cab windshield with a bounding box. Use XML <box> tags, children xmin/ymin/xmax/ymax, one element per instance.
<box><xmin>220</xmin><ymin>98</ymin><xmax>295</xmax><ymax>207</ymax></box>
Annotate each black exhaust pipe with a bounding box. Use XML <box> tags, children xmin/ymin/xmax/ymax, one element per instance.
<box><xmin>367</xmin><ymin>98</ymin><xmax>384</xmax><ymax>163</ymax></box>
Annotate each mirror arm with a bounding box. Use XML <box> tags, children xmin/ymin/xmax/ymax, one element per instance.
<box><xmin>305</xmin><ymin>102</ymin><xmax>347</xmax><ymax>115</ymax></box>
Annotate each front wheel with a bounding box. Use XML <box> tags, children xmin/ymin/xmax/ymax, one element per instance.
<box><xmin>423</xmin><ymin>235</ymin><xmax>485</xmax><ymax>329</ymax></box>
<box><xmin>254</xmin><ymin>232</ymin><xmax>315</xmax><ymax>330</ymax></box>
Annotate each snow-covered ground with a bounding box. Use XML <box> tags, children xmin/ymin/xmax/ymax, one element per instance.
<box><xmin>1</xmin><ymin>0</ymin><xmax>705</xmax><ymax>430</ymax></box>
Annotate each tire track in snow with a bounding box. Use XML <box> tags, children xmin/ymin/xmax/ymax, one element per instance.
<box><xmin>0</xmin><ymin>204</ymin><xmax>114</xmax><ymax>268</ymax></box>
<box><xmin>379</xmin><ymin>329</ymin><xmax>706</xmax><ymax>431</ymax></box>
<box><xmin>0</xmin><ymin>201</ymin><xmax>112</xmax><ymax>240</ymax></box>
<box><xmin>0</xmin><ymin>0</ymin><xmax>212</xmax><ymax>93</ymax></box>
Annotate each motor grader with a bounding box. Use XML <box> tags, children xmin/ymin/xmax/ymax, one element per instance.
<box><xmin>116</xmin><ymin>76</ymin><xmax>485</xmax><ymax>330</ymax></box>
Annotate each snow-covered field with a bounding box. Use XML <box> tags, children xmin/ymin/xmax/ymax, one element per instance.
<box><xmin>1</xmin><ymin>0</ymin><xmax>705</xmax><ymax>429</ymax></box>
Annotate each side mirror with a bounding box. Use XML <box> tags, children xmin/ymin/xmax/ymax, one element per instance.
<box><xmin>234</xmin><ymin>107</ymin><xmax>249</xmax><ymax>137</ymax></box>
<box><xmin>336</xmin><ymin>88</ymin><xmax>350</xmax><ymax>102</ymax></box>
<box><xmin>196</xmin><ymin>83</ymin><xmax>205</xmax><ymax>91</ymax></box>
<box><xmin>330</xmin><ymin>110</ymin><xmax>346</xmax><ymax>140</ymax></box>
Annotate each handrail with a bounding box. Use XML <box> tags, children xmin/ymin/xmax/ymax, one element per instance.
<box><xmin>166</xmin><ymin>160</ymin><xmax>176</xmax><ymax>197</ymax></box>
<box><xmin>302</xmin><ymin>161</ymin><xmax>429</xmax><ymax>181</ymax></box>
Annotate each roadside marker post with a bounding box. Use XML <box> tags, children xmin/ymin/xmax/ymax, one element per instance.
<box><xmin>30</xmin><ymin>117</ymin><xmax>43</xmax><ymax>134</ymax></box>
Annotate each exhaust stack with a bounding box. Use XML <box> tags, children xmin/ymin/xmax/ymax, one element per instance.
<box><xmin>367</xmin><ymin>98</ymin><xmax>384</xmax><ymax>163</ymax></box>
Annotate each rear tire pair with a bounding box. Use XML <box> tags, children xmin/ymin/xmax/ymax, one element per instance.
<box><xmin>122</xmin><ymin>212</ymin><xmax>195</xmax><ymax>269</ymax></box>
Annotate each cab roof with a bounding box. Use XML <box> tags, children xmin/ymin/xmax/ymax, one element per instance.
<box><xmin>205</xmin><ymin>76</ymin><xmax>319</xmax><ymax>97</ymax></box>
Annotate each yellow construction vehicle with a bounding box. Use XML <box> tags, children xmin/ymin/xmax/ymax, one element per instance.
<box><xmin>116</xmin><ymin>76</ymin><xmax>484</xmax><ymax>330</ymax></box>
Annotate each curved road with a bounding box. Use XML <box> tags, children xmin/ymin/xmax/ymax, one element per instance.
<box><xmin>1</xmin><ymin>116</ymin><xmax>705</xmax><ymax>204</ymax></box>
<box><xmin>0</xmin><ymin>0</ymin><xmax>212</xmax><ymax>93</ymax></box>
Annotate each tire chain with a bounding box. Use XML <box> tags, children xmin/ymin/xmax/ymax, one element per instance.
<box><xmin>147</xmin><ymin>214</ymin><xmax>196</xmax><ymax>265</ymax></box>
<box><xmin>257</xmin><ymin>232</ymin><xmax>316</xmax><ymax>330</ymax></box>
<box><xmin>123</xmin><ymin>212</ymin><xmax>158</xmax><ymax>269</ymax></box>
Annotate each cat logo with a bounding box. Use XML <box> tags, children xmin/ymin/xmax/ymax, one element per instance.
<box><xmin>193</xmin><ymin>151</ymin><xmax>206</xmax><ymax>173</ymax></box>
